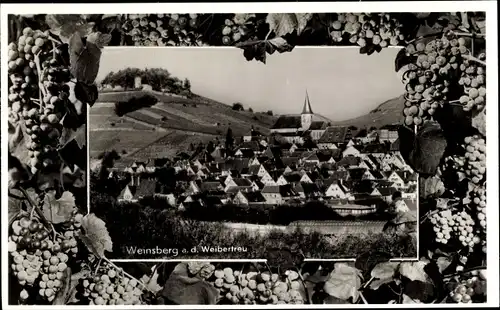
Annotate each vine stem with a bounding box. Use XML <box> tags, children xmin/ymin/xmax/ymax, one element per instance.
<box><xmin>33</xmin><ymin>52</ymin><xmax>47</xmax><ymax>100</ymax></box>
<box><xmin>443</xmin><ymin>265</ymin><xmax>485</xmax><ymax>279</ymax></box>
<box><xmin>359</xmin><ymin>291</ymin><xmax>368</xmax><ymax>304</ymax></box>
<box><xmin>102</xmin><ymin>256</ymin><xmax>154</xmax><ymax>293</ymax></box>
<box><xmin>19</xmin><ymin>187</ymin><xmax>57</xmax><ymax>238</ymax></box>
<box><xmin>462</xmin><ymin>54</ymin><xmax>486</xmax><ymax>66</ymax></box>
<box><xmin>296</xmin><ymin>267</ymin><xmax>312</xmax><ymax>305</ymax></box>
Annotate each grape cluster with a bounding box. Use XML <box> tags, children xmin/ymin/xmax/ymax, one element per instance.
<box><xmin>8</xmin><ymin>27</ymin><xmax>72</xmax><ymax>175</ymax></box>
<box><xmin>221</xmin><ymin>15</ymin><xmax>256</xmax><ymax>46</ymax></box>
<box><xmin>460</xmin><ymin>135</ymin><xmax>486</xmax><ymax>184</ymax></box>
<box><xmin>122</xmin><ymin>14</ymin><xmax>205</xmax><ymax>46</ymax></box>
<box><xmin>328</xmin><ymin>13</ymin><xmax>404</xmax><ymax>47</ymax></box>
<box><xmin>430</xmin><ymin>210</ymin><xmax>480</xmax><ymax>250</ymax></box>
<box><xmin>402</xmin><ymin>34</ymin><xmax>468</xmax><ymax>126</ymax></box>
<box><xmin>465</xmin><ymin>185</ymin><xmax>486</xmax><ymax>232</ymax></box>
<box><xmin>81</xmin><ymin>263</ymin><xmax>145</xmax><ymax>305</ymax></box>
<box><xmin>459</xmin><ymin>53</ymin><xmax>486</xmax><ymax>112</ymax></box>
<box><xmin>449</xmin><ymin>269</ymin><xmax>486</xmax><ymax>303</ymax></box>
<box><xmin>8</xmin><ymin>216</ymin><xmax>70</xmax><ymax>302</ymax></box>
<box><xmin>209</xmin><ymin>267</ymin><xmax>304</xmax><ymax>305</ymax></box>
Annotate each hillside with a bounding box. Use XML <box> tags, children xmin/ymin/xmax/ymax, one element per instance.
<box><xmin>89</xmin><ymin>90</ymin><xmax>277</xmax><ymax>163</ymax></box>
<box><xmin>332</xmin><ymin>95</ymin><xmax>405</xmax><ymax>129</ymax></box>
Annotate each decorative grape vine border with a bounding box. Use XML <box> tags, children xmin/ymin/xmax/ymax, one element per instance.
<box><xmin>6</xmin><ymin>12</ymin><xmax>487</xmax><ymax>305</ymax></box>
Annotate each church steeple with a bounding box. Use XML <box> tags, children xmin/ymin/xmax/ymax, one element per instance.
<box><xmin>302</xmin><ymin>90</ymin><xmax>313</xmax><ymax>114</ymax></box>
<box><xmin>301</xmin><ymin>90</ymin><xmax>313</xmax><ymax>130</ymax></box>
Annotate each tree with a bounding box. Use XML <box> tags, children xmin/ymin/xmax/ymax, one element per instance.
<box><xmin>225</xmin><ymin>127</ymin><xmax>234</xmax><ymax>150</ymax></box>
<box><xmin>369</xmin><ymin>126</ymin><xmax>377</xmax><ymax>132</ymax></box>
<box><xmin>206</xmin><ymin>141</ymin><xmax>215</xmax><ymax>154</ymax></box>
<box><xmin>232</xmin><ymin>103</ymin><xmax>244</xmax><ymax>111</ymax></box>
<box><xmin>266</xmin><ymin>110</ymin><xmax>273</xmax><ymax>116</ymax></box>
<box><xmin>348</xmin><ymin>125</ymin><xmax>358</xmax><ymax>131</ymax></box>
<box><xmin>183</xmin><ymin>78</ymin><xmax>191</xmax><ymax>91</ymax></box>
<box><xmin>248</xmin><ymin>107</ymin><xmax>253</xmax><ymax>112</ymax></box>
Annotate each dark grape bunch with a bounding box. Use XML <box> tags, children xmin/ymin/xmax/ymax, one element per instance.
<box><xmin>80</xmin><ymin>261</ymin><xmax>146</xmax><ymax>305</ymax></box>
<box><xmin>122</xmin><ymin>14</ymin><xmax>206</xmax><ymax>46</ymax></box>
<box><xmin>459</xmin><ymin>52</ymin><xmax>486</xmax><ymax>112</ymax></box>
<box><xmin>221</xmin><ymin>14</ymin><xmax>257</xmax><ymax>46</ymax></box>
<box><xmin>329</xmin><ymin>13</ymin><xmax>404</xmax><ymax>47</ymax></box>
<box><xmin>208</xmin><ymin>267</ymin><xmax>304</xmax><ymax>305</ymax></box>
<box><xmin>460</xmin><ymin>135</ymin><xmax>486</xmax><ymax>184</ymax></box>
<box><xmin>8</xmin><ymin>27</ymin><xmax>72</xmax><ymax>175</ymax></box>
<box><xmin>448</xmin><ymin>269</ymin><xmax>486</xmax><ymax>303</ymax></box>
<box><xmin>430</xmin><ymin>209</ymin><xmax>481</xmax><ymax>250</ymax></box>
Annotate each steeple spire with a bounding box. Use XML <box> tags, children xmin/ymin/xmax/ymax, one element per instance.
<box><xmin>302</xmin><ymin>89</ymin><xmax>313</xmax><ymax>114</ymax></box>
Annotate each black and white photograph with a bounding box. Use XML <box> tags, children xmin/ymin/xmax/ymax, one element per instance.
<box><xmin>2</xmin><ymin>5</ymin><xmax>497</xmax><ymax>307</ymax></box>
<box><xmin>89</xmin><ymin>47</ymin><xmax>419</xmax><ymax>261</ymax></box>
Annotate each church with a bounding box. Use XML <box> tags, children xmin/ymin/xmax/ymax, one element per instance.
<box><xmin>270</xmin><ymin>91</ymin><xmax>330</xmax><ymax>143</ymax></box>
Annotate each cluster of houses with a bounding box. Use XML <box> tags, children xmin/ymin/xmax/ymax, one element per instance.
<box><xmin>111</xmin><ymin>92</ymin><xmax>417</xmax><ymax>217</ymax></box>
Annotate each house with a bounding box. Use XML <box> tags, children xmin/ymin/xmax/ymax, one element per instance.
<box><xmin>378</xmin><ymin>124</ymin><xmax>399</xmax><ymax>143</ymax></box>
<box><xmin>225</xmin><ymin>178</ymin><xmax>254</xmax><ymax>193</ymax></box>
<box><xmin>233</xmin><ymin>191</ymin><xmax>266</xmax><ymax>205</ymax></box>
<box><xmin>317</xmin><ymin>126</ymin><xmax>352</xmax><ymax>149</ymax></box>
<box><xmin>243</xmin><ymin>128</ymin><xmax>264</xmax><ymax>142</ymax></box>
<box><xmin>294</xmin><ymin>182</ymin><xmax>322</xmax><ymax>199</ymax></box>
<box><xmin>388</xmin><ymin>171</ymin><xmax>416</xmax><ymax>189</ymax></box>
<box><xmin>117</xmin><ymin>179</ymin><xmax>157</xmax><ymax>202</ymax></box>
<box><xmin>325</xmin><ymin>181</ymin><xmax>352</xmax><ymax>199</ymax></box>
<box><xmin>308</xmin><ymin>121</ymin><xmax>329</xmax><ymax>141</ymax></box>
<box><xmin>370</xmin><ymin>187</ymin><xmax>398</xmax><ymax>202</ymax></box>
<box><xmin>261</xmin><ymin>185</ymin><xmax>297</xmax><ymax>205</ymax></box>
<box><xmin>300</xmin><ymin>173</ymin><xmax>314</xmax><ymax>184</ymax></box>
<box><xmin>276</xmin><ymin>173</ymin><xmax>302</xmax><ymax>186</ymax></box>
<box><xmin>261</xmin><ymin>171</ymin><xmax>278</xmax><ymax>186</ymax></box>
<box><xmin>342</xmin><ymin>145</ymin><xmax>361</xmax><ymax>157</ymax></box>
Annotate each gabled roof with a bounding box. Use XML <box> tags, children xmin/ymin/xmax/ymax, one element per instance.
<box><xmin>240</xmin><ymin>141</ymin><xmax>261</xmax><ymax>151</ymax></box>
<box><xmin>232</xmin><ymin>178</ymin><xmax>253</xmax><ymax>187</ymax></box>
<box><xmin>337</xmin><ymin>156</ymin><xmax>361</xmax><ymax>167</ymax></box>
<box><xmin>248</xmin><ymin>165</ymin><xmax>261</xmax><ymax>175</ymax></box>
<box><xmin>236</xmin><ymin>149</ymin><xmax>255</xmax><ymax>158</ymax></box>
<box><xmin>239</xmin><ymin>191</ymin><xmax>266</xmax><ymax>203</ymax></box>
<box><xmin>261</xmin><ymin>184</ymin><xmax>297</xmax><ymax>197</ymax></box>
<box><xmin>347</xmin><ymin>168</ymin><xmax>367</xmax><ymax>180</ymax></box>
<box><xmin>361</xmin><ymin>143</ymin><xmax>389</xmax><ymax>154</ymax></box>
<box><xmin>221</xmin><ymin>158</ymin><xmax>250</xmax><ymax>172</ymax></box>
<box><xmin>309</xmin><ymin>121</ymin><xmax>328</xmax><ymax>130</ymax></box>
<box><xmin>392</xmin><ymin>170</ymin><xmax>417</xmax><ymax>182</ymax></box>
<box><xmin>295</xmin><ymin>182</ymin><xmax>321</xmax><ymax>195</ymax></box>
<box><xmin>318</xmin><ymin>126</ymin><xmax>350</xmax><ymax>144</ymax></box>
<box><xmin>283</xmin><ymin>173</ymin><xmax>302</xmax><ymax>183</ymax></box>
<box><xmin>200</xmin><ymin>181</ymin><xmax>223</xmax><ymax>192</ymax></box>
<box><xmin>281</xmin><ymin>156</ymin><xmax>300</xmax><ymax>167</ymax></box>
<box><xmin>369</xmin><ymin>170</ymin><xmax>385</xmax><ymax>179</ymax></box>
<box><xmin>271</xmin><ymin>116</ymin><xmax>302</xmax><ymax>129</ymax></box>
<box><xmin>135</xmin><ymin>179</ymin><xmax>157</xmax><ymax>197</ymax></box>
<box><xmin>374</xmin><ymin>187</ymin><xmax>398</xmax><ymax>196</ymax></box>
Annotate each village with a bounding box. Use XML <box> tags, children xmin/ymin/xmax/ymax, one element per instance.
<box><xmin>106</xmin><ymin>92</ymin><xmax>418</xmax><ymax>220</ymax></box>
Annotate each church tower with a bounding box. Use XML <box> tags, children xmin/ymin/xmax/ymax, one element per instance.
<box><xmin>301</xmin><ymin>90</ymin><xmax>313</xmax><ymax>130</ymax></box>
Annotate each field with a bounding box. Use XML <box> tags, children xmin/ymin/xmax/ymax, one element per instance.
<box><xmin>90</xmin><ymin>90</ymin><xmax>277</xmax><ymax>161</ymax></box>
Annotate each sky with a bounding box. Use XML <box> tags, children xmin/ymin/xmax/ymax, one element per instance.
<box><xmin>97</xmin><ymin>47</ymin><xmax>405</xmax><ymax>122</ymax></box>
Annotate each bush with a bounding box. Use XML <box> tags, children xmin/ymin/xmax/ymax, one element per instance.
<box><xmin>232</xmin><ymin>103</ymin><xmax>244</xmax><ymax>111</ymax></box>
<box><xmin>114</xmin><ymin>94</ymin><xmax>159</xmax><ymax>116</ymax></box>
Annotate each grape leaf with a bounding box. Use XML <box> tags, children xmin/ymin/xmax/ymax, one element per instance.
<box><xmin>54</xmin><ymin>268</ymin><xmax>91</xmax><ymax>305</ymax></box>
<box><xmin>265</xmin><ymin>37</ymin><xmax>294</xmax><ymax>55</ymax></box>
<box><xmin>140</xmin><ymin>268</ymin><xmax>163</xmax><ymax>294</ymax></box>
<box><xmin>399</xmin><ymin>261</ymin><xmax>430</xmax><ymax>283</ymax></box>
<box><xmin>355</xmin><ymin>251</ymin><xmax>393</xmax><ymax>279</ymax></box>
<box><xmin>472</xmin><ymin>109</ymin><xmax>486</xmax><ymax>136</ymax></box>
<box><xmin>398</xmin><ymin>121</ymin><xmax>447</xmax><ymax>175</ymax></box>
<box><xmin>8</xmin><ymin>120</ymin><xmax>24</xmax><ymax>150</ymax></box>
<box><xmin>323</xmin><ymin>263</ymin><xmax>363</xmax><ymax>302</ymax></box>
<box><xmin>45</xmin><ymin>14</ymin><xmax>94</xmax><ymax>44</ymax></box>
<box><xmin>74</xmin><ymin>82</ymin><xmax>99</xmax><ymax>107</ymax></box>
<box><xmin>69</xmin><ymin>32</ymin><xmax>102</xmax><ymax>84</ymax></box>
<box><xmin>87</xmin><ymin>31</ymin><xmax>112</xmax><ymax>49</ymax></box>
<box><xmin>8</xmin><ymin>194</ymin><xmax>23</xmax><ymax>223</ymax></box>
<box><xmin>42</xmin><ymin>191</ymin><xmax>76</xmax><ymax>224</ymax></box>
<box><xmin>323</xmin><ymin>295</ymin><xmax>351</xmax><ymax>304</ymax></box>
<box><xmin>161</xmin><ymin>263</ymin><xmax>218</xmax><ymax>304</ymax></box>
<box><xmin>420</xmin><ymin>175</ymin><xmax>445</xmax><ymax>198</ymax></box>
<box><xmin>369</xmin><ymin>262</ymin><xmax>400</xmax><ymax>290</ymax></box>
<box><xmin>395</xmin><ymin>48</ymin><xmax>414</xmax><ymax>72</ymax></box>
<box><xmin>78</xmin><ymin>213</ymin><xmax>113</xmax><ymax>258</ymax></box>
<box><xmin>266</xmin><ymin>13</ymin><xmax>312</xmax><ymax>37</ymax></box>
<box><xmin>8</xmin><ymin>153</ymin><xmax>32</xmax><ymax>189</ymax></box>
<box><xmin>402</xmin><ymin>294</ymin><xmax>422</xmax><ymax>303</ymax></box>
<box><xmin>436</xmin><ymin>256</ymin><xmax>452</xmax><ymax>273</ymax></box>
<box><xmin>265</xmin><ymin>247</ymin><xmax>303</xmax><ymax>270</ymax></box>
